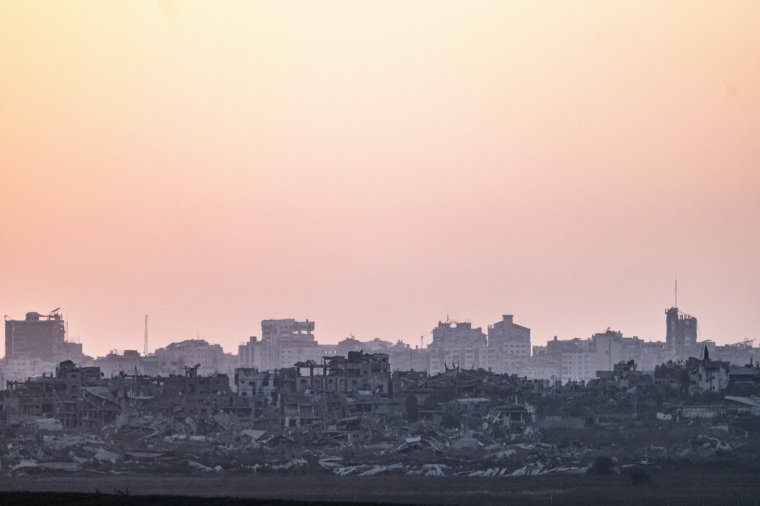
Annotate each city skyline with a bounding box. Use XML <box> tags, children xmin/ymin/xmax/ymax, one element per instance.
<box><xmin>0</xmin><ymin>295</ymin><xmax>749</xmax><ymax>358</ymax></box>
<box><xmin>3</xmin><ymin>2</ymin><xmax>760</xmax><ymax>504</ymax></box>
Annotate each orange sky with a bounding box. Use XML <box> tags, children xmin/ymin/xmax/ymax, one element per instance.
<box><xmin>1</xmin><ymin>1</ymin><xmax>759</xmax><ymax>357</ymax></box>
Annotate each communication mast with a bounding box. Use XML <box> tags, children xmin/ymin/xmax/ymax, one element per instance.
<box><xmin>143</xmin><ymin>314</ymin><xmax>149</xmax><ymax>356</ymax></box>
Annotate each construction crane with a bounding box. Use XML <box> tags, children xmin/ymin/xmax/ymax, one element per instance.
<box><xmin>731</xmin><ymin>338</ymin><xmax>755</xmax><ymax>347</ymax></box>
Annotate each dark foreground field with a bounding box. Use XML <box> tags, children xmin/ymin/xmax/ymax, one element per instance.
<box><xmin>1</xmin><ymin>469</ymin><xmax>760</xmax><ymax>506</ymax></box>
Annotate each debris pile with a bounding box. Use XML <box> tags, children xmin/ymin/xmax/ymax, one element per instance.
<box><xmin>1</xmin><ymin>357</ymin><xmax>758</xmax><ymax>478</ymax></box>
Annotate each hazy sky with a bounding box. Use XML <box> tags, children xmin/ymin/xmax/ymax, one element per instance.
<box><xmin>1</xmin><ymin>1</ymin><xmax>759</xmax><ymax>357</ymax></box>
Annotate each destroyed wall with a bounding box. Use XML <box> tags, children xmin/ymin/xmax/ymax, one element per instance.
<box><xmin>295</xmin><ymin>352</ymin><xmax>392</xmax><ymax>397</ymax></box>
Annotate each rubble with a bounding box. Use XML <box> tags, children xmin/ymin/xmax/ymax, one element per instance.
<box><xmin>0</xmin><ymin>357</ymin><xmax>758</xmax><ymax>481</ymax></box>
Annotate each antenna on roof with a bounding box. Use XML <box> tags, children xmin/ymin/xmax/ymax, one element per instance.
<box><xmin>675</xmin><ymin>274</ymin><xmax>678</xmax><ymax>308</ymax></box>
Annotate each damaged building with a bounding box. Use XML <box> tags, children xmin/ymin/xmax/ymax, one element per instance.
<box><xmin>2</xmin><ymin>360</ymin><xmax>117</xmax><ymax>429</ymax></box>
<box><xmin>294</xmin><ymin>351</ymin><xmax>392</xmax><ymax>397</ymax></box>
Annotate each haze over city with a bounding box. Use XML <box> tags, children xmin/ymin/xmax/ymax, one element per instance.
<box><xmin>2</xmin><ymin>1</ymin><xmax>759</xmax><ymax>358</ymax></box>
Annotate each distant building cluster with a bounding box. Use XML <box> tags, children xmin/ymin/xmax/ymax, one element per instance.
<box><xmin>0</xmin><ymin>348</ymin><xmax>395</xmax><ymax>432</ymax></box>
<box><xmin>0</xmin><ymin>308</ymin><xmax>759</xmax><ymax>480</ymax></box>
<box><xmin>426</xmin><ymin>315</ymin><xmax>531</xmax><ymax>376</ymax></box>
<box><xmin>3</xmin><ymin>311</ymin><xmax>84</xmax><ymax>384</ymax></box>
<box><xmin>1</xmin><ymin>306</ymin><xmax>758</xmax><ymax>389</ymax></box>
<box><xmin>1</xmin><ymin>340</ymin><xmax>760</xmax><ymax>478</ymax></box>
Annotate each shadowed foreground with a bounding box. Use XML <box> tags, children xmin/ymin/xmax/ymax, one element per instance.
<box><xmin>2</xmin><ymin>470</ymin><xmax>760</xmax><ymax>506</ymax></box>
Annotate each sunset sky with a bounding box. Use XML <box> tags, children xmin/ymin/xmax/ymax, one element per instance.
<box><xmin>1</xmin><ymin>1</ymin><xmax>759</xmax><ymax>357</ymax></box>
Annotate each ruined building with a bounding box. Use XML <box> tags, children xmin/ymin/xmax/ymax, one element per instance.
<box><xmin>262</xmin><ymin>318</ymin><xmax>316</xmax><ymax>344</ymax></box>
<box><xmin>281</xmin><ymin>351</ymin><xmax>396</xmax><ymax>429</ymax></box>
<box><xmin>295</xmin><ymin>351</ymin><xmax>392</xmax><ymax>397</ymax></box>
<box><xmin>110</xmin><ymin>364</ymin><xmax>246</xmax><ymax>418</ymax></box>
<box><xmin>2</xmin><ymin>360</ymin><xmax>116</xmax><ymax>429</ymax></box>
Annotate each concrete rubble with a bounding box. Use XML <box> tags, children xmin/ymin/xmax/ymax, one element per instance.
<box><xmin>1</xmin><ymin>356</ymin><xmax>759</xmax><ymax>480</ymax></box>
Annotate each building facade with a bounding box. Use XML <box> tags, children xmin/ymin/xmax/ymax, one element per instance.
<box><xmin>428</xmin><ymin>321</ymin><xmax>487</xmax><ymax>375</ymax></box>
<box><xmin>666</xmin><ymin>306</ymin><xmax>698</xmax><ymax>358</ymax></box>
<box><xmin>4</xmin><ymin>311</ymin><xmax>66</xmax><ymax>362</ymax></box>
<box><xmin>487</xmin><ymin>315</ymin><xmax>531</xmax><ymax>375</ymax></box>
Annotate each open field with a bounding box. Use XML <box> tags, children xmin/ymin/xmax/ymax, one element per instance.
<box><xmin>2</xmin><ymin>469</ymin><xmax>760</xmax><ymax>506</ymax></box>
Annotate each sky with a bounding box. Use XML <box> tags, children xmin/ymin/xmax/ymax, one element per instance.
<box><xmin>1</xmin><ymin>1</ymin><xmax>759</xmax><ymax>357</ymax></box>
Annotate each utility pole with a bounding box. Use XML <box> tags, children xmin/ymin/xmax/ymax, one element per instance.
<box><xmin>143</xmin><ymin>314</ymin><xmax>149</xmax><ymax>356</ymax></box>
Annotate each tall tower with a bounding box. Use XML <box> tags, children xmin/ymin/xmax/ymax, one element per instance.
<box><xmin>143</xmin><ymin>314</ymin><xmax>149</xmax><ymax>356</ymax></box>
<box><xmin>666</xmin><ymin>307</ymin><xmax>698</xmax><ymax>357</ymax></box>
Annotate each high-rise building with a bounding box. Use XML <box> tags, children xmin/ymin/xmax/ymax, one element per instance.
<box><xmin>428</xmin><ymin>320</ymin><xmax>487</xmax><ymax>375</ymax></box>
<box><xmin>261</xmin><ymin>319</ymin><xmax>315</xmax><ymax>346</ymax></box>
<box><xmin>665</xmin><ymin>307</ymin><xmax>698</xmax><ymax>357</ymax></box>
<box><xmin>4</xmin><ymin>311</ymin><xmax>65</xmax><ymax>362</ymax></box>
<box><xmin>487</xmin><ymin>315</ymin><xmax>531</xmax><ymax>374</ymax></box>
<box><xmin>240</xmin><ymin>319</ymin><xmax>322</xmax><ymax>371</ymax></box>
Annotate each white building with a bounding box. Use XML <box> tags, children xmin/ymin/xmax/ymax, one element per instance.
<box><xmin>1</xmin><ymin>358</ymin><xmax>56</xmax><ymax>384</ymax></box>
<box><xmin>238</xmin><ymin>319</ymin><xmax>332</xmax><ymax>371</ymax></box>
<box><xmin>487</xmin><ymin>314</ymin><xmax>531</xmax><ymax>375</ymax></box>
<box><xmin>154</xmin><ymin>339</ymin><xmax>226</xmax><ymax>376</ymax></box>
<box><xmin>427</xmin><ymin>321</ymin><xmax>487</xmax><ymax>375</ymax></box>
